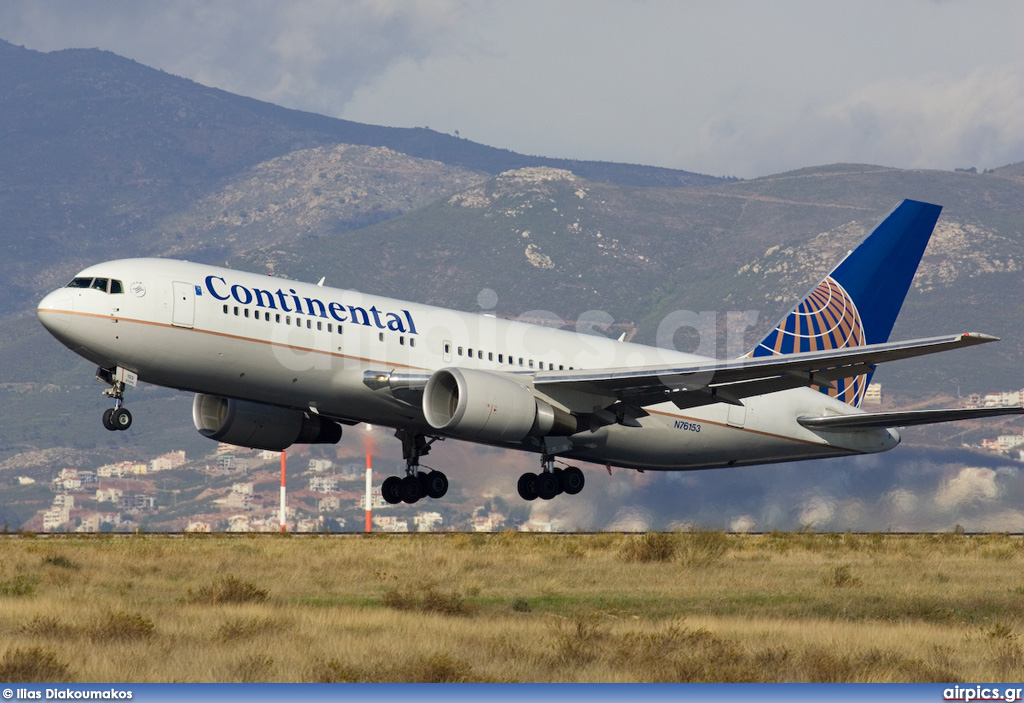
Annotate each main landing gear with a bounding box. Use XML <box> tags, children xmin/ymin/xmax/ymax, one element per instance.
<box><xmin>517</xmin><ymin>453</ymin><xmax>585</xmax><ymax>501</ymax></box>
<box><xmin>381</xmin><ymin>430</ymin><xmax>448</xmax><ymax>505</ymax></box>
<box><xmin>97</xmin><ymin>367</ymin><xmax>132</xmax><ymax>431</ymax></box>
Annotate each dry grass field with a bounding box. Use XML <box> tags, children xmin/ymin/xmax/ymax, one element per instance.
<box><xmin>0</xmin><ymin>531</ymin><xmax>1022</xmax><ymax>682</ymax></box>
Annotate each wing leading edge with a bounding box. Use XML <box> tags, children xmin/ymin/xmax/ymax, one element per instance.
<box><xmin>534</xmin><ymin>333</ymin><xmax>997</xmax><ymax>413</ymax></box>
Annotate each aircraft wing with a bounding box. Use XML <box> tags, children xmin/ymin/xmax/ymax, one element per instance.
<box><xmin>797</xmin><ymin>405</ymin><xmax>1024</xmax><ymax>431</ymax></box>
<box><xmin>534</xmin><ymin>333</ymin><xmax>997</xmax><ymax>413</ymax></box>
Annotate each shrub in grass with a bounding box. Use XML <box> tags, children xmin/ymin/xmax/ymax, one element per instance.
<box><xmin>0</xmin><ymin>647</ymin><xmax>73</xmax><ymax>683</ymax></box>
<box><xmin>383</xmin><ymin>584</ymin><xmax>469</xmax><ymax>616</ymax></box>
<box><xmin>20</xmin><ymin>615</ymin><xmax>74</xmax><ymax>639</ymax></box>
<box><xmin>309</xmin><ymin>658</ymin><xmax>361</xmax><ymax>683</ymax></box>
<box><xmin>680</xmin><ymin>530</ymin><xmax>729</xmax><ymax>566</ymax></box>
<box><xmin>822</xmin><ymin>564</ymin><xmax>861</xmax><ymax>588</ymax></box>
<box><xmin>311</xmin><ymin>653</ymin><xmax>473</xmax><ymax>683</ymax></box>
<box><xmin>619</xmin><ymin>533</ymin><xmax>678</xmax><ymax>563</ymax></box>
<box><xmin>510</xmin><ymin>597</ymin><xmax>531</xmax><ymax>613</ymax></box>
<box><xmin>0</xmin><ymin>574</ymin><xmax>39</xmax><ymax>596</ymax></box>
<box><xmin>232</xmin><ymin>654</ymin><xmax>274</xmax><ymax>683</ymax></box>
<box><xmin>89</xmin><ymin>611</ymin><xmax>155</xmax><ymax>642</ymax></box>
<box><xmin>398</xmin><ymin>653</ymin><xmax>473</xmax><ymax>683</ymax></box>
<box><xmin>188</xmin><ymin>575</ymin><xmax>268</xmax><ymax>604</ymax></box>
<box><xmin>43</xmin><ymin>555</ymin><xmax>79</xmax><ymax>570</ymax></box>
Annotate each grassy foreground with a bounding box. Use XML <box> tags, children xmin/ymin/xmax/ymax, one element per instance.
<box><xmin>0</xmin><ymin>531</ymin><xmax>1022</xmax><ymax>682</ymax></box>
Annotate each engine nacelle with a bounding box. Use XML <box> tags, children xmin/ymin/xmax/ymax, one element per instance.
<box><xmin>422</xmin><ymin>368</ymin><xmax>575</xmax><ymax>441</ymax></box>
<box><xmin>192</xmin><ymin>394</ymin><xmax>342</xmax><ymax>451</ymax></box>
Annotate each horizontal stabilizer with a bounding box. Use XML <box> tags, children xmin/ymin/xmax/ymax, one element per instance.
<box><xmin>798</xmin><ymin>405</ymin><xmax>1024</xmax><ymax>431</ymax></box>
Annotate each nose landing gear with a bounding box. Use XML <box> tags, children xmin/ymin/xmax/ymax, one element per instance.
<box><xmin>97</xmin><ymin>366</ymin><xmax>132</xmax><ymax>431</ymax></box>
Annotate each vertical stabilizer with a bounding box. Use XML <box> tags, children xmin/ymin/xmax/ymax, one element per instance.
<box><xmin>748</xmin><ymin>199</ymin><xmax>942</xmax><ymax>407</ymax></box>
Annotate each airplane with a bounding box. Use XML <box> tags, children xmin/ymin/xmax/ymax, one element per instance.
<box><xmin>36</xmin><ymin>199</ymin><xmax>1023</xmax><ymax>504</ymax></box>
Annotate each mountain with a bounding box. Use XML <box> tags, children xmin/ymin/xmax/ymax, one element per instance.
<box><xmin>0</xmin><ymin>39</ymin><xmax>724</xmax><ymax>311</ymax></box>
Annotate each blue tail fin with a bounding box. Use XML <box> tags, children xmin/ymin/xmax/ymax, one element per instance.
<box><xmin>748</xmin><ymin>199</ymin><xmax>942</xmax><ymax>407</ymax></box>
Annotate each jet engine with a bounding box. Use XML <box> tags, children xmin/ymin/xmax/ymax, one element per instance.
<box><xmin>422</xmin><ymin>368</ymin><xmax>576</xmax><ymax>442</ymax></box>
<box><xmin>192</xmin><ymin>394</ymin><xmax>342</xmax><ymax>451</ymax></box>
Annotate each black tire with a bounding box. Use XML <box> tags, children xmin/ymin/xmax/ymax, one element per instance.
<box><xmin>381</xmin><ymin>476</ymin><xmax>403</xmax><ymax>505</ymax></box>
<box><xmin>400</xmin><ymin>475</ymin><xmax>423</xmax><ymax>504</ymax></box>
<box><xmin>111</xmin><ymin>407</ymin><xmax>132</xmax><ymax>431</ymax></box>
<box><xmin>517</xmin><ymin>472</ymin><xmax>538</xmax><ymax>501</ymax></box>
<box><xmin>562</xmin><ymin>466</ymin><xmax>585</xmax><ymax>495</ymax></box>
<box><xmin>102</xmin><ymin>408</ymin><xmax>117</xmax><ymax>431</ymax></box>
<box><xmin>422</xmin><ymin>471</ymin><xmax>448</xmax><ymax>499</ymax></box>
<box><xmin>537</xmin><ymin>472</ymin><xmax>560</xmax><ymax>500</ymax></box>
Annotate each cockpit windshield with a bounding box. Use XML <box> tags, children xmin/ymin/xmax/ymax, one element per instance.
<box><xmin>66</xmin><ymin>277</ymin><xmax>124</xmax><ymax>294</ymax></box>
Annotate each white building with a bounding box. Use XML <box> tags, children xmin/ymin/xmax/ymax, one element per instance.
<box><xmin>997</xmin><ymin>435</ymin><xmax>1024</xmax><ymax>452</ymax></box>
<box><xmin>309</xmin><ymin>476</ymin><xmax>338</xmax><ymax>493</ymax></box>
<box><xmin>95</xmin><ymin>488</ymin><xmax>123</xmax><ymax>503</ymax></box>
<box><xmin>151</xmin><ymin>450</ymin><xmax>187</xmax><ymax>472</ymax></box>
<box><xmin>97</xmin><ymin>461</ymin><xmax>143</xmax><ymax>478</ymax></box>
<box><xmin>43</xmin><ymin>506</ymin><xmax>70</xmax><ymax>531</ymax></box>
<box><xmin>373</xmin><ymin>516</ymin><xmax>409</xmax><ymax>532</ymax></box>
<box><xmin>864</xmin><ymin>383</ymin><xmax>882</xmax><ymax>404</ymax></box>
<box><xmin>76</xmin><ymin>514</ymin><xmax>101</xmax><ymax>533</ymax></box>
<box><xmin>318</xmin><ymin>496</ymin><xmax>341</xmax><ymax>512</ymax></box>
<box><xmin>414</xmin><ymin>512</ymin><xmax>444</xmax><ymax>532</ymax></box>
<box><xmin>308</xmin><ymin>458</ymin><xmax>334</xmax><ymax>473</ymax></box>
<box><xmin>225</xmin><ymin>492</ymin><xmax>253</xmax><ymax>510</ymax></box>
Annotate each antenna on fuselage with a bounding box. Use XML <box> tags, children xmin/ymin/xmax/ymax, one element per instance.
<box><xmin>316</xmin><ymin>277</ymin><xmax>325</xmax><ymax>286</ymax></box>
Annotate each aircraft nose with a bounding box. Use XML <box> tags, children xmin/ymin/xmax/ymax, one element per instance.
<box><xmin>37</xmin><ymin>289</ymin><xmax>74</xmax><ymax>338</ymax></box>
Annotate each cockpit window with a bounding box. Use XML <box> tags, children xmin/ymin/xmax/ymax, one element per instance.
<box><xmin>65</xmin><ymin>277</ymin><xmax>124</xmax><ymax>294</ymax></box>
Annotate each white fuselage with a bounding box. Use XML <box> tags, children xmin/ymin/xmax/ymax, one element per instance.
<box><xmin>36</xmin><ymin>258</ymin><xmax>899</xmax><ymax>471</ymax></box>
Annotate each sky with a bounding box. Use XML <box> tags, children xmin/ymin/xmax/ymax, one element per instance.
<box><xmin>2</xmin><ymin>1</ymin><xmax>1023</xmax><ymax>176</ymax></box>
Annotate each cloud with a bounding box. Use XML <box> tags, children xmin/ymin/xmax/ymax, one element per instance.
<box><xmin>0</xmin><ymin>0</ymin><xmax>467</xmax><ymax>119</ymax></box>
<box><xmin>698</xmin><ymin>69</ymin><xmax>1024</xmax><ymax>176</ymax></box>
<box><xmin>934</xmin><ymin>466</ymin><xmax>1000</xmax><ymax>509</ymax></box>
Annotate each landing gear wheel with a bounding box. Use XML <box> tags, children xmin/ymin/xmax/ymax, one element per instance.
<box><xmin>381</xmin><ymin>476</ymin><xmax>403</xmax><ymax>505</ymax></box>
<box><xmin>517</xmin><ymin>472</ymin><xmax>539</xmax><ymax>501</ymax></box>
<box><xmin>400</xmin><ymin>475</ymin><xmax>423</xmax><ymax>504</ymax></box>
<box><xmin>562</xmin><ymin>467</ymin><xmax>585</xmax><ymax>495</ymax></box>
<box><xmin>110</xmin><ymin>407</ymin><xmax>132</xmax><ymax>431</ymax></box>
<box><xmin>537</xmin><ymin>472</ymin><xmax>561</xmax><ymax>500</ymax></box>
<box><xmin>422</xmin><ymin>471</ymin><xmax>449</xmax><ymax>499</ymax></box>
<box><xmin>102</xmin><ymin>408</ymin><xmax>117</xmax><ymax>431</ymax></box>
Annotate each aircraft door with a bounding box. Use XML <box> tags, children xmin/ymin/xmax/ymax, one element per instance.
<box><xmin>171</xmin><ymin>281</ymin><xmax>195</xmax><ymax>328</ymax></box>
<box><xmin>727</xmin><ymin>402</ymin><xmax>746</xmax><ymax>428</ymax></box>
